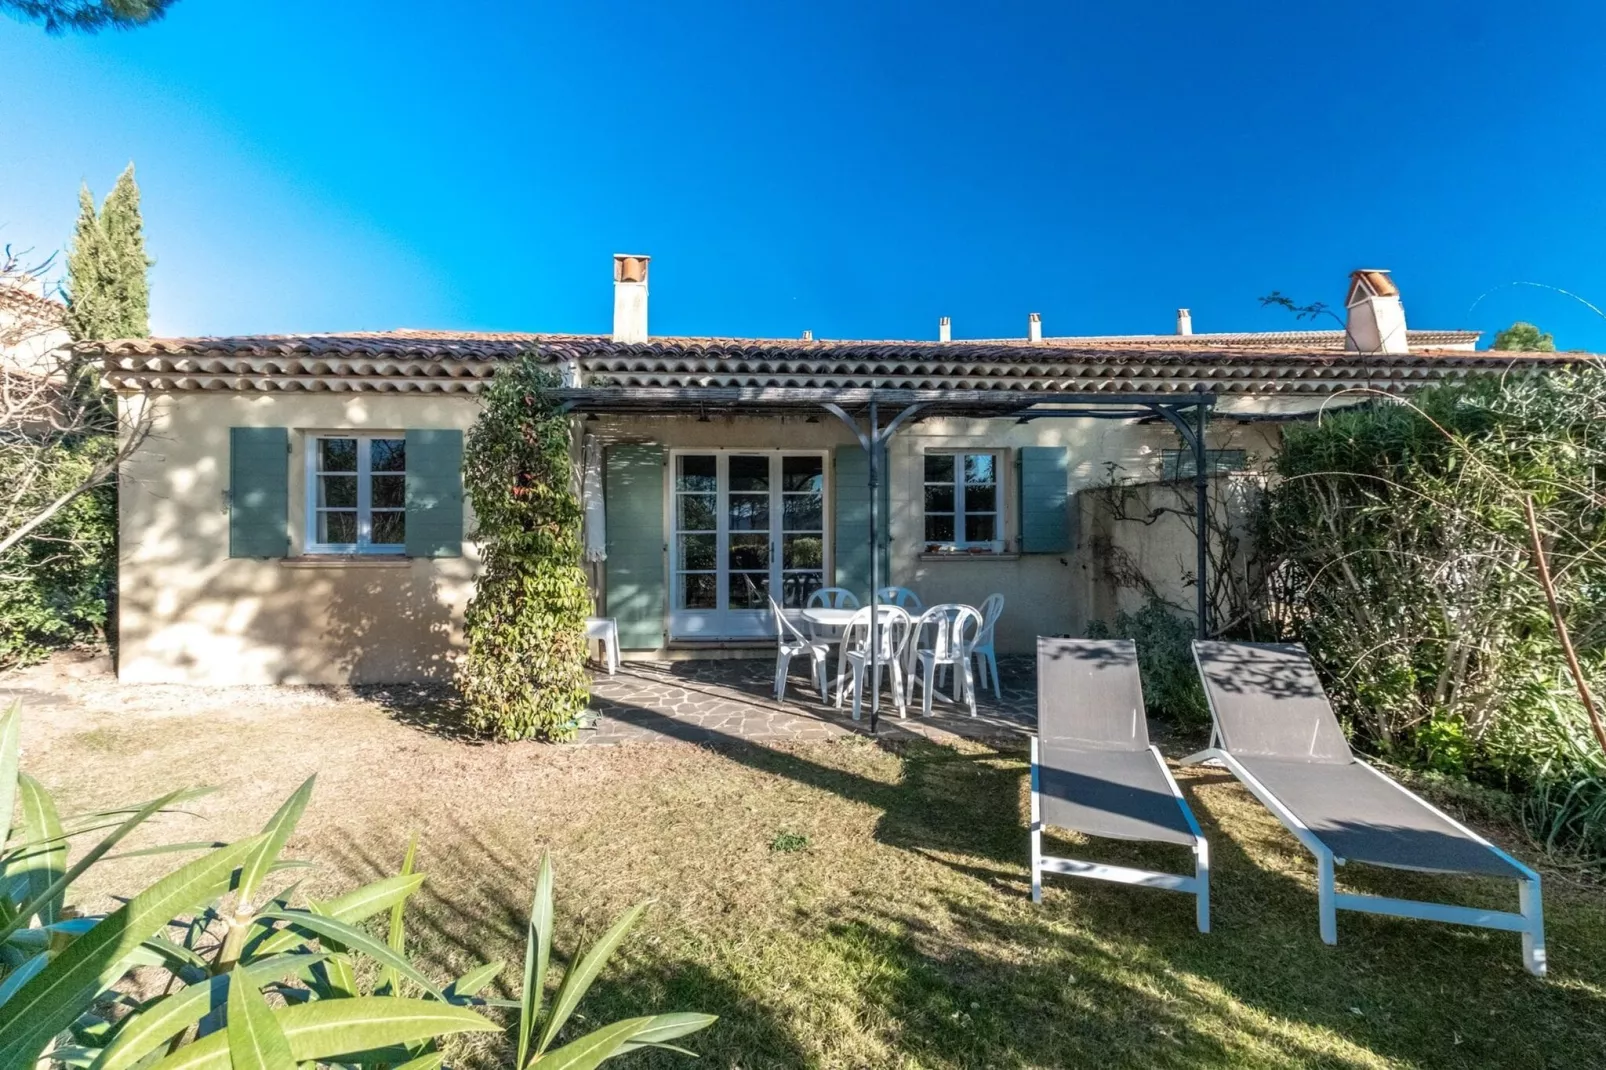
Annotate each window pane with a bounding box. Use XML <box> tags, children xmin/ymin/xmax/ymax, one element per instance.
<box><xmin>679</xmin><ymin>573</ymin><xmax>716</xmax><ymax>609</ymax></box>
<box><xmin>924</xmin><ymin>485</ymin><xmax>954</xmax><ymax>513</ymax></box>
<box><xmin>318</xmin><ymin>475</ymin><xmax>357</xmax><ymax>508</ymax></box>
<box><xmin>729</xmin><ymin>533</ymin><xmax>770</xmax><ymax>570</ymax></box>
<box><xmin>925</xmin><ymin>515</ymin><xmax>954</xmax><ymax>543</ymax></box>
<box><xmin>965</xmin><ymin>484</ymin><xmax>996</xmax><ymax>513</ymax></box>
<box><xmin>965</xmin><ymin>514</ymin><xmax>997</xmax><ymax>543</ymax></box>
<box><xmin>729</xmin><ymin>455</ymin><xmax>770</xmax><ymax>492</ymax></box>
<box><xmin>782</xmin><ymin>495</ymin><xmax>822</xmax><ymax>531</ymax></box>
<box><xmin>730</xmin><ymin>572</ymin><xmax>770</xmax><ymax>609</ymax></box>
<box><xmin>728</xmin><ymin>493</ymin><xmax>770</xmax><ymax>532</ymax></box>
<box><xmin>678</xmin><ymin>534</ymin><xmax>716</xmax><ymax>571</ymax></box>
<box><xmin>371</xmin><ymin>511</ymin><xmax>405</xmax><ymax>545</ymax></box>
<box><xmin>318</xmin><ymin>511</ymin><xmax>357</xmax><ymax>544</ymax></box>
<box><xmin>371</xmin><ymin>474</ymin><xmax>405</xmax><ymax>508</ymax></box>
<box><xmin>676</xmin><ymin>455</ymin><xmax>716</xmax><ymax>492</ymax></box>
<box><xmin>781</xmin><ymin>572</ymin><xmax>822</xmax><ymax>609</ymax></box>
<box><xmin>964</xmin><ymin>454</ymin><xmax>995</xmax><ymax>485</ymax></box>
<box><xmin>783</xmin><ymin>534</ymin><xmax>822</xmax><ymax>569</ymax></box>
<box><xmin>781</xmin><ymin>455</ymin><xmax>823</xmax><ymax>492</ymax></box>
<box><xmin>319</xmin><ymin>438</ymin><xmax>357</xmax><ymax>472</ymax></box>
<box><xmin>371</xmin><ymin>438</ymin><xmax>406</xmax><ymax>472</ymax></box>
<box><xmin>677</xmin><ymin>494</ymin><xmax>716</xmax><ymax>531</ymax></box>
<box><xmin>925</xmin><ymin>454</ymin><xmax>954</xmax><ymax>482</ymax></box>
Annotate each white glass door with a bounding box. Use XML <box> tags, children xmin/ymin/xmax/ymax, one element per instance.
<box><xmin>669</xmin><ymin>451</ymin><xmax>826</xmax><ymax>639</ymax></box>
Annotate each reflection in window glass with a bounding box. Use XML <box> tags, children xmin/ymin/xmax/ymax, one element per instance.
<box><xmin>923</xmin><ymin>451</ymin><xmax>1001</xmax><ymax>551</ymax></box>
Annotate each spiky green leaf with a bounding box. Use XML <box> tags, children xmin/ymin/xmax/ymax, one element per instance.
<box><xmin>534</xmin><ymin>901</ymin><xmax>646</xmax><ymax>1056</ymax></box>
<box><xmin>14</xmin><ymin>773</ymin><xmax>66</xmax><ymax>923</ymax></box>
<box><xmin>518</xmin><ymin>853</ymin><xmax>554</xmax><ymax>1068</ymax></box>
<box><xmin>252</xmin><ymin>909</ymin><xmax>443</xmax><ymax>999</ymax></box>
<box><xmin>529</xmin><ymin>1017</ymin><xmax>654</xmax><ymax>1070</ymax></box>
<box><xmin>237</xmin><ymin>777</ymin><xmax>315</xmax><ymax>911</ymax></box>
<box><xmin>226</xmin><ymin>969</ymin><xmax>295</xmax><ymax>1070</ymax></box>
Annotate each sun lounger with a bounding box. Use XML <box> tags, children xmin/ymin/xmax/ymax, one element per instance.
<box><xmin>1030</xmin><ymin>638</ymin><xmax>1210</xmax><ymax>932</ymax></box>
<box><xmin>1184</xmin><ymin>640</ymin><xmax>1545</xmax><ymax>975</ymax></box>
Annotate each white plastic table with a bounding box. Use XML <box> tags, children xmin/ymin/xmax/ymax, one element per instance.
<box><xmin>799</xmin><ymin>607</ymin><xmax>857</xmax><ymax>630</ymax></box>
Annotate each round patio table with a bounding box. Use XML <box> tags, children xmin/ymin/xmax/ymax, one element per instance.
<box><xmin>799</xmin><ymin>606</ymin><xmax>857</xmax><ymax>630</ymax></box>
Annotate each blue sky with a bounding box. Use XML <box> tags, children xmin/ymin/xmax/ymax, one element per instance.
<box><xmin>3</xmin><ymin>1</ymin><xmax>1605</xmax><ymax>347</ymax></box>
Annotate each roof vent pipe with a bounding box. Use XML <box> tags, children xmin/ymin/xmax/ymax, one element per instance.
<box><xmin>612</xmin><ymin>254</ymin><xmax>650</xmax><ymax>343</ymax></box>
<box><xmin>1176</xmin><ymin>308</ymin><xmax>1193</xmax><ymax>336</ymax></box>
<box><xmin>1028</xmin><ymin>312</ymin><xmax>1042</xmax><ymax>343</ymax></box>
<box><xmin>939</xmin><ymin>316</ymin><xmax>951</xmax><ymax>342</ymax></box>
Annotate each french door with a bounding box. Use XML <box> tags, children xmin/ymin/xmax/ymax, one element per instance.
<box><xmin>669</xmin><ymin>451</ymin><xmax>827</xmax><ymax>639</ymax></box>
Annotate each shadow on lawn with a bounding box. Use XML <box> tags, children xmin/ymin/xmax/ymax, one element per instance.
<box><xmin>320</xmin><ymin>820</ymin><xmax>812</xmax><ymax>1068</ymax></box>
<box><xmin>549</xmin><ymin>697</ymin><xmax>1606</xmax><ymax>1067</ymax></box>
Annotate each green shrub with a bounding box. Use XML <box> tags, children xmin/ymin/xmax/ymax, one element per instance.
<box><xmin>1085</xmin><ymin>598</ymin><xmax>1209</xmax><ymax>727</ymax></box>
<box><xmin>1252</xmin><ymin>370</ymin><xmax>1606</xmax><ymax>860</ymax></box>
<box><xmin>456</xmin><ymin>355</ymin><xmax>593</xmax><ymax>741</ymax></box>
<box><xmin>0</xmin><ymin>702</ymin><xmax>714</xmax><ymax>1067</ymax></box>
<box><xmin>0</xmin><ymin>440</ymin><xmax>117</xmax><ymax>669</ymax></box>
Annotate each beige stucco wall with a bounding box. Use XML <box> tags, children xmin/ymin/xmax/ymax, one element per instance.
<box><xmin>118</xmin><ymin>391</ymin><xmax>1283</xmax><ymax>684</ymax></box>
<box><xmin>116</xmin><ymin>392</ymin><xmax>482</xmax><ymax>685</ymax></box>
<box><xmin>590</xmin><ymin>412</ymin><xmax>1281</xmax><ymax>656</ymax></box>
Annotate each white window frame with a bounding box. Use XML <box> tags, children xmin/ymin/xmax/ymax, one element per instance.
<box><xmin>304</xmin><ymin>433</ymin><xmax>407</xmax><ymax>555</ymax></box>
<box><xmin>923</xmin><ymin>450</ymin><xmax>1004</xmax><ymax>553</ymax></box>
<box><xmin>666</xmin><ymin>449</ymin><xmax>831</xmax><ymax>639</ymax></box>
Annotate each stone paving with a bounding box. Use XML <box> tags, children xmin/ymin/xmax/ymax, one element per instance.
<box><xmin>580</xmin><ymin>654</ymin><xmax>1036</xmax><ymax>745</ymax></box>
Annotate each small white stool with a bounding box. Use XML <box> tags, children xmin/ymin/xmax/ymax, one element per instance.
<box><xmin>585</xmin><ymin>617</ymin><xmax>620</xmax><ymax>675</ymax></box>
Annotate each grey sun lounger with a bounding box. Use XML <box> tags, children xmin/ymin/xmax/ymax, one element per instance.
<box><xmin>1030</xmin><ymin>638</ymin><xmax>1209</xmax><ymax>932</ymax></box>
<box><xmin>1184</xmin><ymin>641</ymin><xmax>1545</xmax><ymax>975</ymax></box>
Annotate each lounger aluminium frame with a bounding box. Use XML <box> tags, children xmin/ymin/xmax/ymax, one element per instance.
<box><xmin>1183</xmin><ymin>641</ymin><xmax>1545</xmax><ymax>976</ymax></box>
<box><xmin>1030</xmin><ymin>638</ymin><xmax>1210</xmax><ymax>932</ymax></box>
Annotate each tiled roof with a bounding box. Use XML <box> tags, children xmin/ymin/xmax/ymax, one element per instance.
<box><xmin>90</xmin><ymin>329</ymin><xmax>1578</xmax><ymax>399</ymax></box>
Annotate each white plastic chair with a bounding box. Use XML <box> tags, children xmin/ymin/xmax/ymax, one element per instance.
<box><xmin>835</xmin><ymin>605</ymin><xmax>913</xmax><ymax>720</ymax></box>
<box><xmin>770</xmin><ymin>597</ymin><xmax>830</xmax><ymax>704</ymax></box>
<box><xmin>805</xmin><ymin>587</ymin><xmax>860</xmax><ymax>643</ymax></box>
<box><xmin>584</xmin><ymin>617</ymin><xmax>620</xmax><ymax>675</ymax></box>
<box><xmin>907</xmin><ymin>604</ymin><xmax>982</xmax><ymax>717</ymax></box>
<box><xmin>875</xmin><ymin>586</ymin><xmax>924</xmax><ymax>613</ymax></box>
<box><xmin>971</xmin><ymin>593</ymin><xmax>1005</xmax><ymax>700</ymax></box>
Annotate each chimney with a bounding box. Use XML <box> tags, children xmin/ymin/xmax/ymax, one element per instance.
<box><xmin>1028</xmin><ymin>312</ymin><xmax>1042</xmax><ymax>343</ymax></box>
<box><xmin>612</xmin><ymin>254</ymin><xmax>650</xmax><ymax>343</ymax></box>
<box><xmin>1344</xmin><ymin>269</ymin><xmax>1408</xmax><ymax>353</ymax></box>
<box><xmin>1176</xmin><ymin>308</ymin><xmax>1193</xmax><ymax>336</ymax></box>
<box><xmin>801</xmin><ymin>329</ymin><xmax>813</xmax><ymax>342</ymax></box>
<box><xmin>938</xmin><ymin>316</ymin><xmax>951</xmax><ymax>342</ymax></box>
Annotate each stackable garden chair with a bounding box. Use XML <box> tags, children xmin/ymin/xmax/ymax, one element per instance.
<box><xmin>1184</xmin><ymin>640</ymin><xmax>1546</xmax><ymax>975</ymax></box>
<box><xmin>1030</xmin><ymin>637</ymin><xmax>1210</xmax><ymax>931</ymax></box>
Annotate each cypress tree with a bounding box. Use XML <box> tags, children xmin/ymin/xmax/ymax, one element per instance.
<box><xmin>65</xmin><ymin>163</ymin><xmax>151</xmax><ymax>341</ymax></box>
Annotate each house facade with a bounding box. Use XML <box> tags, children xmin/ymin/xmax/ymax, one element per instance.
<box><xmin>92</xmin><ymin>257</ymin><xmax>1563</xmax><ymax>686</ymax></box>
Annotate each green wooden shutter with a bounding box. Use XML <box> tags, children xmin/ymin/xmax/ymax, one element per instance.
<box><xmin>1018</xmin><ymin>445</ymin><xmax>1071</xmax><ymax>553</ymax></box>
<box><xmin>229</xmin><ymin>427</ymin><xmax>289</xmax><ymax>558</ymax></box>
<box><xmin>604</xmin><ymin>444</ymin><xmax>665</xmax><ymax>650</ymax></box>
<box><xmin>834</xmin><ymin>445</ymin><xmax>870</xmax><ymax>593</ymax></box>
<box><xmin>405</xmin><ymin>429</ymin><xmax>464</xmax><ymax>558</ymax></box>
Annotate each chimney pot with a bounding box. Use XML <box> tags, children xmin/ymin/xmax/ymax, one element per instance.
<box><xmin>612</xmin><ymin>253</ymin><xmax>650</xmax><ymax>343</ymax></box>
<box><xmin>938</xmin><ymin>316</ymin><xmax>951</xmax><ymax>343</ymax></box>
<box><xmin>1028</xmin><ymin>312</ymin><xmax>1042</xmax><ymax>343</ymax></box>
<box><xmin>1343</xmin><ymin>269</ymin><xmax>1408</xmax><ymax>353</ymax></box>
<box><xmin>1176</xmin><ymin>308</ymin><xmax>1193</xmax><ymax>336</ymax></box>
<box><xmin>802</xmin><ymin>329</ymin><xmax>813</xmax><ymax>342</ymax></box>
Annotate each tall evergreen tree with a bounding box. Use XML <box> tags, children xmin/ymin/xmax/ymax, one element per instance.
<box><xmin>65</xmin><ymin>164</ymin><xmax>151</xmax><ymax>341</ymax></box>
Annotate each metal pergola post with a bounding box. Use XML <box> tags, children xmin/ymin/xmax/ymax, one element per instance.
<box><xmin>824</xmin><ymin>395</ymin><xmax>926</xmax><ymax>732</ymax></box>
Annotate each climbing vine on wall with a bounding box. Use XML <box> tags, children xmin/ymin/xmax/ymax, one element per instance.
<box><xmin>456</xmin><ymin>353</ymin><xmax>592</xmax><ymax>741</ymax></box>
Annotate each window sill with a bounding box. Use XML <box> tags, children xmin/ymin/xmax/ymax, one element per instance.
<box><xmin>280</xmin><ymin>555</ymin><xmax>412</xmax><ymax>569</ymax></box>
<box><xmin>918</xmin><ymin>552</ymin><xmax>1020</xmax><ymax>562</ymax></box>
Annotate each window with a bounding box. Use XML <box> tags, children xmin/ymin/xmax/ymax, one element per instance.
<box><xmin>923</xmin><ymin>452</ymin><xmax>1002</xmax><ymax>552</ymax></box>
<box><xmin>307</xmin><ymin>435</ymin><xmax>406</xmax><ymax>553</ymax></box>
<box><xmin>1159</xmin><ymin>449</ymin><xmax>1247</xmax><ymax>481</ymax></box>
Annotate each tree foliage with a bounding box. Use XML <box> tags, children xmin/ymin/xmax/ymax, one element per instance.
<box><xmin>65</xmin><ymin>164</ymin><xmax>151</xmax><ymax>341</ymax></box>
<box><xmin>0</xmin><ymin>0</ymin><xmax>177</xmax><ymax>33</ymax></box>
<box><xmin>456</xmin><ymin>354</ymin><xmax>593</xmax><ymax>741</ymax></box>
<box><xmin>1491</xmin><ymin>321</ymin><xmax>1557</xmax><ymax>352</ymax></box>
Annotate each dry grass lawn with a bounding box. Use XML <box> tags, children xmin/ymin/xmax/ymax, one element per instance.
<box><xmin>8</xmin><ymin>653</ymin><xmax>1606</xmax><ymax>1069</ymax></box>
